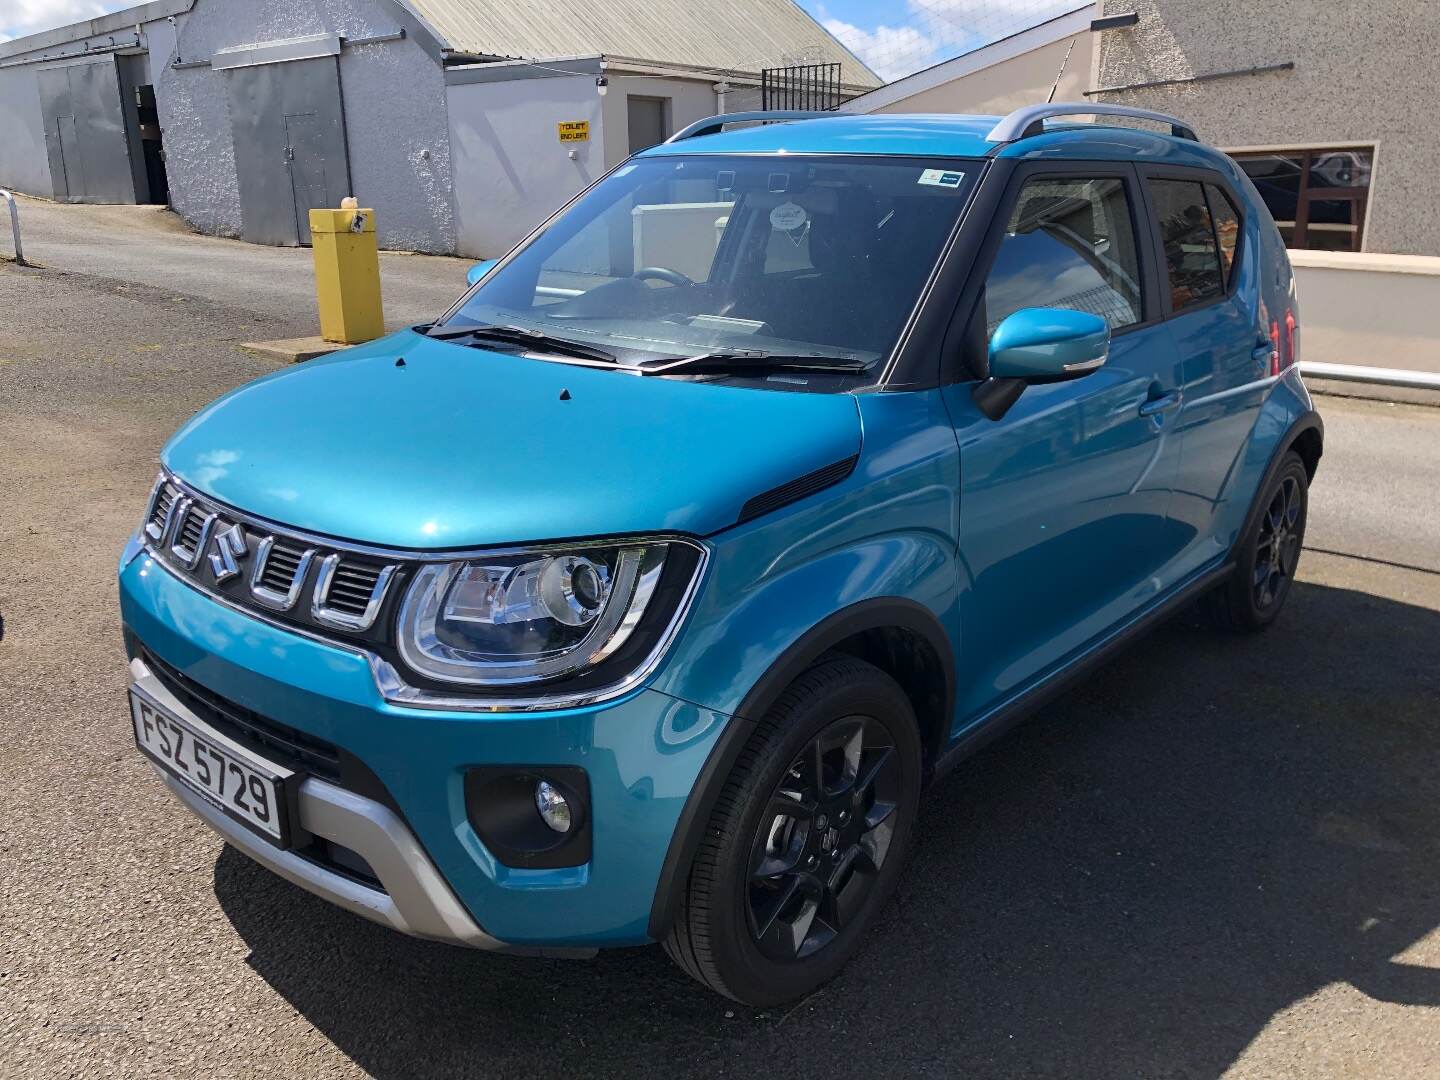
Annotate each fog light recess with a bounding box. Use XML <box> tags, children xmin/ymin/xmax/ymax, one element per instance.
<box><xmin>464</xmin><ymin>766</ymin><xmax>591</xmax><ymax>869</ymax></box>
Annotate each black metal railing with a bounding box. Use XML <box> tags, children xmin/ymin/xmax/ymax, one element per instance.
<box><xmin>761</xmin><ymin>62</ymin><xmax>842</xmax><ymax>112</ymax></box>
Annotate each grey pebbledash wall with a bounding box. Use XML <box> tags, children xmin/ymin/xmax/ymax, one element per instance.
<box><xmin>157</xmin><ymin>0</ymin><xmax>454</xmax><ymax>253</ymax></box>
<box><xmin>1092</xmin><ymin>0</ymin><xmax>1440</xmax><ymax>257</ymax></box>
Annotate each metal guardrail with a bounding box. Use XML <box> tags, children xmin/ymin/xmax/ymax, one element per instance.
<box><xmin>0</xmin><ymin>190</ymin><xmax>24</xmax><ymax>265</ymax></box>
<box><xmin>1300</xmin><ymin>361</ymin><xmax>1440</xmax><ymax>390</ymax></box>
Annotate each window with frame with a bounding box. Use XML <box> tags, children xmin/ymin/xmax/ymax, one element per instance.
<box><xmin>1147</xmin><ymin>179</ymin><xmax>1226</xmax><ymax>312</ymax></box>
<box><xmin>1207</xmin><ymin>183</ymin><xmax>1241</xmax><ymax>286</ymax></box>
<box><xmin>1230</xmin><ymin>147</ymin><xmax>1372</xmax><ymax>251</ymax></box>
<box><xmin>979</xmin><ymin>175</ymin><xmax>1144</xmax><ymax>338</ymax></box>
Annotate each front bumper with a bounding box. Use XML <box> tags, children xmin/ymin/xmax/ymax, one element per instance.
<box><xmin>132</xmin><ymin>655</ymin><xmax>568</xmax><ymax>953</ymax></box>
<box><xmin>119</xmin><ymin>546</ymin><xmax>732</xmax><ymax>950</ymax></box>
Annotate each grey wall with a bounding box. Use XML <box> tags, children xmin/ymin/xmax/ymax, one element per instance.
<box><xmin>1094</xmin><ymin>0</ymin><xmax>1440</xmax><ymax>257</ymax></box>
<box><xmin>0</xmin><ymin>8</ymin><xmax>188</xmax><ymax>200</ymax></box>
<box><xmin>0</xmin><ymin>63</ymin><xmax>54</xmax><ymax>195</ymax></box>
<box><xmin>447</xmin><ymin>72</ymin><xmax>605</xmax><ymax>258</ymax></box>
<box><xmin>37</xmin><ymin>55</ymin><xmax>138</xmax><ymax>203</ymax></box>
<box><xmin>159</xmin><ymin>0</ymin><xmax>453</xmax><ymax>251</ymax></box>
<box><xmin>599</xmin><ymin>74</ymin><xmax>720</xmax><ymax>168</ymax></box>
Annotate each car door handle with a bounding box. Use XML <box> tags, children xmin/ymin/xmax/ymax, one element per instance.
<box><xmin>1138</xmin><ymin>391</ymin><xmax>1181</xmax><ymax>417</ymax></box>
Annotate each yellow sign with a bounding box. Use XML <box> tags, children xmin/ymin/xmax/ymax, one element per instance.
<box><xmin>557</xmin><ymin>120</ymin><xmax>590</xmax><ymax>143</ymax></box>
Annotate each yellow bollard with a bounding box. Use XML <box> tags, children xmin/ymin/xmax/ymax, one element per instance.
<box><xmin>309</xmin><ymin>206</ymin><xmax>384</xmax><ymax>344</ymax></box>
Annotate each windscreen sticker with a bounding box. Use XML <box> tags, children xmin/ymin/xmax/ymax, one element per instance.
<box><xmin>918</xmin><ymin>168</ymin><xmax>965</xmax><ymax>188</ymax></box>
<box><xmin>770</xmin><ymin>201</ymin><xmax>809</xmax><ymax>231</ymax></box>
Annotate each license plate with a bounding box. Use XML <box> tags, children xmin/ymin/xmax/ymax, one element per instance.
<box><xmin>130</xmin><ymin>686</ymin><xmax>293</xmax><ymax>846</ymax></box>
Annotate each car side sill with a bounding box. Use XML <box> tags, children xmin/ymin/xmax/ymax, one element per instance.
<box><xmin>929</xmin><ymin>560</ymin><xmax>1235</xmax><ymax>782</ymax></box>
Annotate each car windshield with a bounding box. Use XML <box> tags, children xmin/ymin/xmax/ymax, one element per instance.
<box><xmin>436</xmin><ymin>154</ymin><xmax>980</xmax><ymax>386</ymax></box>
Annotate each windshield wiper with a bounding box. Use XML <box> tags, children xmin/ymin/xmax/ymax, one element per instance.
<box><xmin>426</xmin><ymin>323</ymin><xmax>618</xmax><ymax>365</ymax></box>
<box><xmin>633</xmin><ymin>350</ymin><xmax>869</xmax><ymax>377</ymax></box>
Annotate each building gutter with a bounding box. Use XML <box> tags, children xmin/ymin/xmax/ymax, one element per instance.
<box><xmin>0</xmin><ymin>35</ymin><xmax>145</xmax><ymax>69</ymax></box>
<box><xmin>0</xmin><ymin>0</ymin><xmax>193</xmax><ymax>61</ymax></box>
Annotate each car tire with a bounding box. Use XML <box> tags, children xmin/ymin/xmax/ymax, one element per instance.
<box><xmin>1202</xmin><ymin>450</ymin><xmax>1310</xmax><ymax>633</ymax></box>
<box><xmin>663</xmin><ymin>655</ymin><xmax>923</xmax><ymax>1006</ymax></box>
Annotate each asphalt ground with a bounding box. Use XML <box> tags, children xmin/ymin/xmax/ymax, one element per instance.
<box><xmin>2</xmin><ymin>200</ymin><xmax>1439</xmax><ymax>1078</ymax></box>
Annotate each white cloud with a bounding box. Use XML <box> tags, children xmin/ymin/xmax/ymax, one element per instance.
<box><xmin>909</xmin><ymin>0</ymin><xmax>1082</xmax><ymax>49</ymax></box>
<box><xmin>823</xmin><ymin>16</ymin><xmax>939</xmax><ymax>82</ymax></box>
<box><xmin>826</xmin><ymin>0</ymin><xmax>1086</xmax><ymax>83</ymax></box>
<box><xmin>0</xmin><ymin>0</ymin><xmax>123</xmax><ymax>42</ymax></box>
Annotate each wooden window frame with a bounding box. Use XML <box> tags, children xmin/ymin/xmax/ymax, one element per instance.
<box><xmin>1229</xmin><ymin>146</ymin><xmax>1372</xmax><ymax>252</ymax></box>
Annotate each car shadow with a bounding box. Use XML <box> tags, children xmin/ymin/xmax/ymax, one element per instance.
<box><xmin>213</xmin><ymin>580</ymin><xmax>1440</xmax><ymax>1077</ymax></box>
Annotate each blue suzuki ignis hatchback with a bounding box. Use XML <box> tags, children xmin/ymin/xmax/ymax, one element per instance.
<box><xmin>120</xmin><ymin>105</ymin><xmax>1322</xmax><ymax>1004</ymax></box>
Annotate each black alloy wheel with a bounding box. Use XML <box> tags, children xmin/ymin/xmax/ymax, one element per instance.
<box><xmin>664</xmin><ymin>655</ymin><xmax>922</xmax><ymax>1005</ymax></box>
<box><xmin>1253</xmin><ymin>471</ymin><xmax>1304</xmax><ymax>612</ymax></box>
<box><xmin>747</xmin><ymin>716</ymin><xmax>902</xmax><ymax>961</ymax></box>
<box><xmin>1201</xmin><ymin>449</ymin><xmax>1310</xmax><ymax>632</ymax></box>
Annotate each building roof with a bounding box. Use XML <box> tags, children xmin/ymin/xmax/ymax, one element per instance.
<box><xmin>0</xmin><ymin>0</ymin><xmax>877</xmax><ymax>85</ymax></box>
<box><xmin>401</xmin><ymin>0</ymin><xmax>879</xmax><ymax>85</ymax></box>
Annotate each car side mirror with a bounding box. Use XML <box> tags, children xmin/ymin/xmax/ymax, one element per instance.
<box><xmin>989</xmin><ymin>307</ymin><xmax>1109</xmax><ymax>381</ymax></box>
<box><xmin>466</xmin><ymin>259</ymin><xmax>498</xmax><ymax>287</ymax></box>
<box><xmin>973</xmin><ymin>308</ymin><xmax>1110</xmax><ymax>421</ymax></box>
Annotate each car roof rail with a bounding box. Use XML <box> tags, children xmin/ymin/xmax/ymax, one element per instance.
<box><xmin>665</xmin><ymin>110</ymin><xmax>841</xmax><ymax>144</ymax></box>
<box><xmin>986</xmin><ymin>102</ymin><xmax>1199</xmax><ymax>144</ymax></box>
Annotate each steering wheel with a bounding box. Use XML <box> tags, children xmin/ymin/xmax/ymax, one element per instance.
<box><xmin>633</xmin><ymin>266</ymin><xmax>697</xmax><ymax>288</ymax></box>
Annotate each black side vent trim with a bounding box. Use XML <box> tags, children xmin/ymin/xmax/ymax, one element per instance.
<box><xmin>737</xmin><ymin>455</ymin><xmax>859</xmax><ymax>525</ymax></box>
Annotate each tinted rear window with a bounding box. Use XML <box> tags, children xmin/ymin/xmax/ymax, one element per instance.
<box><xmin>1147</xmin><ymin>179</ymin><xmax>1225</xmax><ymax>312</ymax></box>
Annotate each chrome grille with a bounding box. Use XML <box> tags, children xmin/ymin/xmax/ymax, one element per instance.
<box><xmin>326</xmin><ymin>561</ymin><xmax>384</xmax><ymax>615</ymax></box>
<box><xmin>314</xmin><ymin>554</ymin><xmax>396</xmax><ymax>631</ymax></box>
<box><xmin>259</xmin><ymin>539</ymin><xmax>307</xmax><ymax>593</ymax></box>
<box><xmin>168</xmin><ymin>500</ymin><xmax>216</xmax><ymax>568</ymax></box>
<box><xmin>145</xmin><ymin>481</ymin><xmax>179</xmax><ymax>541</ymax></box>
<box><xmin>249</xmin><ymin>536</ymin><xmax>315</xmax><ymax>611</ymax></box>
<box><xmin>178</xmin><ymin>507</ymin><xmax>206</xmax><ymax>549</ymax></box>
<box><xmin>142</xmin><ymin>473</ymin><xmax>398</xmax><ymax>637</ymax></box>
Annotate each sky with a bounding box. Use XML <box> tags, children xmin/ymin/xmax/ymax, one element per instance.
<box><xmin>0</xmin><ymin>0</ymin><xmax>1081</xmax><ymax>82</ymax></box>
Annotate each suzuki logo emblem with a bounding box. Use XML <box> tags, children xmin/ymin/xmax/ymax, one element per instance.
<box><xmin>208</xmin><ymin>522</ymin><xmax>248</xmax><ymax>583</ymax></box>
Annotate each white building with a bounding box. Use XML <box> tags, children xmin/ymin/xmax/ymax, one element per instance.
<box><xmin>0</xmin><ymin>0</ymin><xmax>876</xmax><ymax>256</ymax></box>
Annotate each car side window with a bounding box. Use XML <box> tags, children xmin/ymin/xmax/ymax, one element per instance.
<box><xmin>1147</xmin><ymin>179</ymin><xmax>1225</xmax><ymax>311</ymax></box>
<box><xmin>1205</xmin><ymin>183</ymin><xmax>1242</xmax><ymax>287</ymax></box>
<box><xmin>978</xmin><ymin>176</ymin><xmax>1143</xmax><ymax>341</ymax></box>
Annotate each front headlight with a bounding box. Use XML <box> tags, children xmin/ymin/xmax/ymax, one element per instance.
<box><xmin>396</xmin><ymin>542</ymin><xmax>691</xmax><ymax>686</ymax></box>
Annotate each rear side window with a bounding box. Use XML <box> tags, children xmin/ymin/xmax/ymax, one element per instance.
<box><xmin>1148</xmin><ymin>179</ymin><xmax>1225</xmax><ymax>311</ymax></box>
<box><xmin>980</xmin><ymin>176</ymin><xmax>1143</xmax><ymax>336</ymax></box>
<box><xmin>1205</xmin><ymin>183</ymin><xmax>1242</xmax><ymax>287</ymax></box>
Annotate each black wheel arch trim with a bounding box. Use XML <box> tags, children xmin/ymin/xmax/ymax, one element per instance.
<box><xmin>1234</xmin><ymin>409</ymin><xmax>1323</xmax><ymax>560</ymax></box>
<box><xmin>646</xmin><ymin>596</ymin><xmax>955</xmax><ymax>941</ymax></box>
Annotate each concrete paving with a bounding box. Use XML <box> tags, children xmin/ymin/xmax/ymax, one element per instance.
<box><xmin>3</xmin><ymin>203</ymin><xmax>1439</xmax><ymax>1078</ymax></box>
